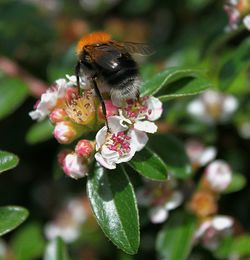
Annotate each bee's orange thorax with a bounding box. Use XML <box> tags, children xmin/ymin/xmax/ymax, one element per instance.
<box><xmin>76</xmin><ymin>32</ymin><xmax>112</xmax><ymax>56</ymax></box>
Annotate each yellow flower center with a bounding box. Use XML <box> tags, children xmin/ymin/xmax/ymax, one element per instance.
<box><xmin>65</xmin><ymin>92</ymin><xmax>96</xmax><ymax>126</ymax></box>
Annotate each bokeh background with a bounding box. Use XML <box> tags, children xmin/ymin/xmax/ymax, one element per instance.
<box><xmin>1</xmin><ymin>0</ymin><xmax>250</xmax><ymax>259</ymax></box>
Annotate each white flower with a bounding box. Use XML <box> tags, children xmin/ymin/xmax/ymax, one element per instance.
<box><xmin>243</xmin><ymin>14</ymin><xmax>250</xmax><ymax>30</ymax></box>
<box><xmin>29</xmin><ymin>75</ymin><xmax>89</xmax><ymax>121</ymax></box>
<box><xmin>45</xmin><ymin>222</ymin><xmax>80</xmax><ymax>243</ymax></box>
<box><xmin>187</xmin><ymin>90</ymin><xmax>238</xmax><ymax>124</ymax></box>
<box><xmin>63</xmin><ymin>153</ymin><xmax>88</xmax><ymax>179</ymax></box>
<box><xmin>44</xmin><ymin>198</ymin><xmax>87</xmax><ymax>243</ymax></box>
<box><xmin>66</xmin><ymin>199</ymin><xmax>87</xmax><ymax>223</ymax></box>
<box><xmin>205</xmin><ymin>160</ymin><xmax>232</xmax><ymax>192</ymax></box>
<box><xmin>186</xmin><ymin>139</ymin><xmax>217</xmax><ymax>167</ymax></box>
<box><xmin>137</xmin><ymin>181</ymin><xmax>183</xmax><ymax>224</ymax></box>
<box><xmin>120</xmin><ymin>96</ymin><xmax>163</xmax><ymax>134</ymax></box>
<box><xmin>95</xmin><ymin>116</ymin><xmax>148</xmax><ymax>169</ymax></box>
<box><xmin>29</xmin><ymin>78</ymin><xmax>69</xmax><ymax>121</ymax></box>
<box><xmin>195</xmin><ymin>215</ymin><xmax>234</xmax><ymax>250</ymax></box>
<box><xmin>149</xmin><ymin>191</ymin><xmax>183</xmax><ymax>224</ymax></box>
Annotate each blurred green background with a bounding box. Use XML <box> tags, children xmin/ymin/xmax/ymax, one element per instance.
<box><xmin>1</xmin><ymin>0</ymin><xmax>250</xmax><ymax>259</ymax></box>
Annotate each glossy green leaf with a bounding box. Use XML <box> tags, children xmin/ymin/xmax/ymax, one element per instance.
<box><xmin>148</xmin><ymin>134</ymin><xmax>192</xmax><ymax>179</ymax></box>
<box><xmin>11</xmin><ymin>223</ymin><xmax>45</xmax><ymax>260</ymax></box>
<box><xmin>128</xmin><ymin>147</ymin><xmax>168</xmax><ymax>180</ymax></box>
<box><xmin>158</xmin><ymin>77</ymin><xmax>212</xmax><ymax>101</ymax></box>
<box><xmin>43</xmin><ymin>237</ymin><xmax>69</xmax><ymax>260</ymax></box>
<box><xmin>223</xmin><ymin>173</ymin><xmax>246</xmax><ymax>194</ymax></box>
<box><xmin>87</xmin><ymin>164</ymin><xmax>139</xmax><ymax>255</ymax></box>
<box><xmin>156</xmin><ymin>211</ymin><xmax>197</xmax><ymax>260</ymax></box>
<box><xmin>215</xmin><ymin>235</ymin><xmax>250</xmax><ymax>259</ymax></box>
<box><xmin>26</xmin><ymin>119</ymin><xmax>53</xmax><ymax>144</ymax></box>
<box><xmin>0</xmin><ymin>74</ymin><xmax>29</xmax><ymax>120</ymax></box>
<box><xmin>0</xmin><ymin>206</ymin><xmax>29</xmax><ymax>236</ymax></box>
<box><xmin>141</xmin><ymin>67</ymin><xmax>203</xmax><ymax>96</ymax></box>
<box><xmin>0</xmin><ymin>150</ymin><xmax>19</xmax><ymax>173</ymax></box>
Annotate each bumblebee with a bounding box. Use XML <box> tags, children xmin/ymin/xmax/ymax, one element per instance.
<box><xmin>75</xmin><ymin>31</ymin><xmax>153</xmax><ymax>128</ymax></box>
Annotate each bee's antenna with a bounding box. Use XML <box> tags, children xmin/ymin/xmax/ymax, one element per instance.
<box><xmin>91</xmin><ymin>75</ymin><xmax>110</xmax><ymax>132</ymax></box>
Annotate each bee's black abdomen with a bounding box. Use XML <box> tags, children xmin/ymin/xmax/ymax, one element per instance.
<box><xmin>99</xmin><ymin>54</ymin><xmax>139</xmax><ymax>88</ymax></box>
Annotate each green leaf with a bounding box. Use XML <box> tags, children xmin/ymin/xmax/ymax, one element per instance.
<box><xmin>215</xmin><ymin>235</ymin><xmax>250</xmax><ymax>259</ymax></box>
<box><xmin>148</xmin><ymin>134</ymin><xmax>192</xmax><ymax>179</ymax></box>
<box><xmin>0</xmin><ymin>74</ymin><xmax>29</xmax><ymax>120</ymax></box>
<box><xmin>87</xmin><ymin>164</ymin><xmax>139</xmax><ymax>255</ymax></box>
<box><xmin>26</xmin><ymin>119</ymin><xmax>53</xmax><ymax>144</ymax></box>
<box><xmin>11</xmin><ymin>223</ymin><xmax>45</xmax><ymax>260</ymax></box>
<box><xmin>223</xmin><ymin>173</ymin><xmax>246</xmax><ymax>194</ymax></box>
<box><xmin>156</xmin><ymin>210</ymin><xmax>197</xmax><ymax>260</ymax></box>
<box><xmin>0</xmin><ymin>150</ymin><xmax>19</xmax><ymax>173</ymax></box>
<box><xmin>158</xmin><ymin>77</ymin><xmax>212</xmax><ymax>101</ymax></box>
<box><xmin>43</xmin><ymin>237</ymin><xmax>69</xmax><ymax>260</ymax></box>
<box><xmin>0</xmin><ymin>206</ymin><xmax>29</xmax><ymax>236</ymax></box>
<box><xmin>219</xmin><ymin>37</ymin><xmax>250</xmax><ymax>91</ymax></box>
<box><xmin>128</xmin><ymin>147</ymin><xmax>168</xmax><ymax>181</ymax></box>
<box><xmin>141</xmin><ymin>67</ymin><xmax>203</xmax><ymax>96</ymax></box>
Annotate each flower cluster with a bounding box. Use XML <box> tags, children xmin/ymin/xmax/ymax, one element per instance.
<box><xmin>44</xmin><ymin>196</ymin><xmax>91</xmax><ymax>243</ymax></box>
<box><xmin>224</xmin><ymin>0</ymin><xmax>250</xmax><ymax>31</ymax></box>
<box><xmin>186</xmin><ymin>139</ymin><xmax>217</xmax><ymax>169</ymax></box>
<box><xmin>189</xmin><ymin>160</ymin><xmax>232</xmax><ymax>217</ymax></box>
<box><xmin>194</xmin><ymin>215</ymin><xmax>234</xmax><ymax>250</ymax></box>
<box><xmin>137</xmin><ymin>179</ymin><xmax>183</xmax><ymax>224</ymax></box>
<box><xmin>187</xmin><ymin>90</ymin><xmax>238</xmax><ymax>124</ymax></box>
<box><xmin>188</xmin><ymin>160</ymin><xmax>234</xmax><ymax>251</ymax></box>
<box><xmin>29</xmin><ymin>75</ymin><xmax>163</xmax><ymax>177</ymax></box>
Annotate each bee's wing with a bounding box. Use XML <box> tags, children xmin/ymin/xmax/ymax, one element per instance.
<box><xmin>91</xmin><ymin>45</ymin><xmax>122</xmax><ymax>71</ymax></box>
<box><xmin>119</xmin><ymin>42</ymin><xmax>155</xmax><ymax>56</ymax></box>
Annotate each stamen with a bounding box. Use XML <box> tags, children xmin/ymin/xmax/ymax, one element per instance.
<box><xmin>65</xmin><ymin>94</ymin><xmax>96</xmax><ymax>125</ymax></box>
<box><xmin>123</xmin><ymin>98</ymin><xmax>149</xmax><ymax>120</ymax></box>
<box><xmin>107</xmin><ymin>131</ymin><xmax>131</xmax><ymax>156</ymax></box>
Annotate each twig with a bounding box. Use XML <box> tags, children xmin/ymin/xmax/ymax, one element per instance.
<box><xmin>0</xmin><ymin>56</ymin><xmax>48</xmax><ymax>98</ymax></box>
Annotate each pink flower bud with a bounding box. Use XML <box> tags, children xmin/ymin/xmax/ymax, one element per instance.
<box><xmin>205</xmin><ymin>160</ymin><xmax>232</xmax><ymax>192</ymax></box>
<box><xmin>49</xmin><ymin>108</ymin><xmax>68</xmax><ymax>124</ymax></box>
<box><xmin>57</xmin><ymin>149</ymin><xmax>71</xmax><ymax>167</ymax></box>
<box><xmin>63</xmin><ymin>153</ymin><xmax>88</xmax><ymax>179</ymax></box>
<box><xmin>98</xmin><ymin>100</ymin><xmax>118</xmax><ymax>120</ymax></box>
<box><xmin>54</xmin><ymin>121</ymin><xmax>77</xmax><ymax>144</ymax></box>
<box><xmin>75</xmin><ymin>140</ymin><xmax>94</xmax><ymax>159</ymax></box>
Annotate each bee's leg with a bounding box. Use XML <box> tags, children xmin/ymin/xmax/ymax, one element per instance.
<box><xmin>91</xmin><ymin>76</ymin><xmax>110</xmax><ymax>132</ymax></box>
<box><xmin>136</xmin><ymin>91</ymin><xmax>140</xmax><ymax>103</ymax></box>
<box><xmin>75</xmin><ymin>61</ymin><xmax>82</xmax><ymax>95</ymax></box>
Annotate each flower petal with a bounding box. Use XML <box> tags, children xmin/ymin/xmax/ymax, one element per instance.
<box><xmin>198</xmin><ymin>147</ymin><xmax>217</xmax><ymax>166</ymax></box>
<box><xmin>212</xmin><ymin>216</ymin><xmax>233</xmax><ymax>231</ymax></box>
<box><xmin>243</xmin><ymin>14</ymin><xmax>250</xmax><ymax>31</ymax></box>
<box><xmin>108</xmin><ymin>116</ymin><xmax>129</xmax><ymax>133</ymax></box>
<box><xmin>134</xmin><ymin>121</ymin><xmax>158</xmax><ymax>133</ymax></box>
<box><xmin>149</xmin><ymin>206</ymin><xmax>168</xmax><ymax>224</ymax></box>
<box><xmin>129</xmin><ymin>129</ymin><xmax>148</xmax><ymax>151</ymax></box>
<box><xmin>116</xmin><ymin>146</ymin><xmax>136</xmax><ymax>164</ymax></box>
<box><xmin>145</xmin><ymin>96</ymin><xmax>163</xmax><ymax>121</ymax></box>
<box><xmin>187</xmin><ymin>99</ymin><xmax>206</xmax><ymax>118</ymax></box>
<box><xmin>165</xmin><ymin>191</ymin><xmax>183</xmax><ymax>210</ymax></box>
<box><xmin>95</xmin><ymin>126</ymin><xmax>108</xmax><ymax>150</ymax></box>
<box><xmin>95</xmin><ymin>152</ymin><xmax>117</xmax><ymax>169</ymax></box>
